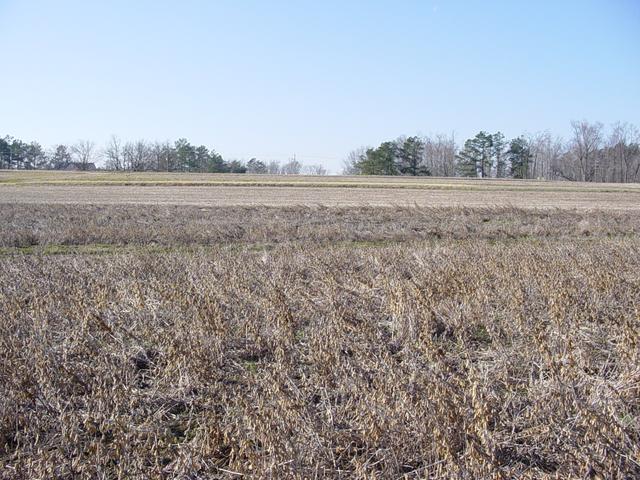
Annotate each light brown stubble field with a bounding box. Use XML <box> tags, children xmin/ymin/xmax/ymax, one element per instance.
<box><xmin>2</xmin><ymin>170</ymin><xmax>640</xmax><ymax>209</ymax></box>
<box><xmin>1</xmin><ymin>171</ymin><xmax>640</xmax><ymax>479</ymax></box>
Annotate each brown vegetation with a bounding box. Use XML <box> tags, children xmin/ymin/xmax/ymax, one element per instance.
<box><xmin>4</xmin><ymin>170</ymin><xmax>640</xmax><ymax>190</ymax></box>
<box><xmin>2</xmin><ymin>204</ymin><xmax>640</xmax><ymax>250</ymax></box>
<box><xmin>1</xmin><ymin>204</ymin><xmax>639</xmax><ymax>478</ymax></box>
<box><xmin>2</xmin><ymin>172</ymin><xmax>640</xmax><ymax>211</ymax></box>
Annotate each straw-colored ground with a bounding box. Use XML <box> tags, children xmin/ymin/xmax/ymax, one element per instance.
<box><xmin>1</xmin><ymin>173</ymin><xmax>639</xmax><ymax>478</ymax></box>
<box><xmin>2</xmin><ymin>171</ymin><xmax>640</xmax><ymax>209</ymax></box>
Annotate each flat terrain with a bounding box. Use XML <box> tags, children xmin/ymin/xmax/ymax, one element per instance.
<box><xmin>1</xmin><ymin>174</ymin><xmax>639</xmax><ymax>478</ymax></box>
<box><xmin>2</xmin><ymin>203</ymin><xmax>640</xmax><ymax>253</ymax></box>
<box><xmin>2</xmin><ymin>170</ymin><xmax>640</xmax><ymax>209</ymax></box>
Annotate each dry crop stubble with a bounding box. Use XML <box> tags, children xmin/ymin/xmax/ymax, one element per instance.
<box><xmin>2</xmin><ymin>184</ymin><xmax>640</xmax><ymax>209</ymax></box>
<box><xmin>1</xmin><ymin>204</ymin><xmax>640</xmax><ymax>250</ymax></box>
<box><xmin>1</xmin><ymin>222</ymin><xmax>639</xmax><ymax>478</ymax></box>
<box><xmin>2</xmin><ymin>171</ymin><xmax>640</xmax><ymax>210</ymax></box>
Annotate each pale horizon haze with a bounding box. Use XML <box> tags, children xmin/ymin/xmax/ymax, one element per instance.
<box><xmin>1</xmin><ymin>0</ymin><xmax>639</xmax><ymax>172</ymax></box>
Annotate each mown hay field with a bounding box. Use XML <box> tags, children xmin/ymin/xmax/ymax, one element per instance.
<box><xmin>5</xmin><ymin>170</ymin><xmax>640</xmax><ymax>192</ymax></box>
<box><xmin>1</xmin><ymin>174</ymin><xmax>640</xmax><ymax>479</ymax></box>
<box><xmin>2</xmin><ymin>170</ymin><xmax>640</xmax><ymax>209</ymax></box>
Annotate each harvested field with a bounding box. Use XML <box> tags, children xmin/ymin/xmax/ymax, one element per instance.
<box><xmin>2</xmin><ymin>171</ymin><xmax>640</xmax><ymax>209</ymax></box>
<box><xmin>1</xmin><ymin>204</ymin><xmax>640</xmax><ymax>251</ymax></box>
<box><xmin>4</xmin><ymin>185</ymin><xmax>640</xmax><ymax>209</ymax></box>
<box><xmin>1</xmin><ymin>178</ymin><xmax>640</xmax><ymax>478</ymax></box>
<box><xmin>4</xmin><ymin>170</ymin><xmax>640</xmax><ymax>192</ymax></box>
<box><xmin>2</xmin><ymin>237</ymin><xmax>640</xmax><ymax>478</ymax></box>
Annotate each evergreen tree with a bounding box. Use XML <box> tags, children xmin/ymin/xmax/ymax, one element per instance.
<box><xmin>9</xmin><ymin>138</ymin><xmax>27</xmax><ymax>169</ymax></box>
<box><xmin>246</xmin><ymin>158</ymin><xmax>267</xmax><ymax>174</ymax></box>
<box><xmin>24</xmin><ymin>142</ymin><xmax>46</xmax><ymax>169</ymax></box>
<box><xmin>507</xmin><ymin>137</ymin><xmax>532</xmax><ymax>179</ymax></box>
<box><xmin>194</xmin><ymin>145</ymin><xmax>210</xmax><ymax>172</ymax></box>
<box><xmin>174</xmin><ymin>138</ymin><xmax>196</xmax><ymax>171</ymax></box>
<box><xmin>50</xmin><ymin>145</ymin><xmax>72</xmax><ymax>169</ymax></box>
<box><xmin>0</xmin><ymin>137</ymin><xmax>11</xmax><ymax>169</ymax></box>
<box><xmin>357</xmin><ymin>141</ymin><xmax>398</xmax><ymax>175</ymax></box>
<box><xmin>492</xmin><ymin>132</ymin><xmax>507</xmax><ymax>178</ymax></box>
<box><xmin>397</xmin><ymin>136</ymin><xmax>429</xmax><ymax>175</ymax></box>
<box><xmin>227</xmin><ymin>160</ymin><xmax>247</xmax><ymax>173</ymax></box>
<box><xmin>456</xmin><ymin>131</ymin><xmax>494</xmax><ymax>177</ymax></box>
<box><xmin>207</xmin><ymin>150</ymin><xmax>226</xmax><ymax>172</ymax></box>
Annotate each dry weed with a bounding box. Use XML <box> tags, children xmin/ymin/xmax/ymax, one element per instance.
<box><xmin>1</xmin><ymin>223</ymin><xmax>639</xmax><ymax>477</ymax></box>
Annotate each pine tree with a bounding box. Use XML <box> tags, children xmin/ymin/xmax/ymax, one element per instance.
<box><xmin>51</xmin><ymin>145</ymin><xmax>72</xmax><ymax>169</ymax></box>
<box><xmin>507</xmin><ymin>137</ymin><xmax>532</xmax><ymax>179</ymax></box>
<box><xmin>357</xmin><ymin>142</ymin><xmax>398</xmax><ymax>175</ymax></box>
<box><xmin>397</xmin><ymin>136</ymin><xmax>429</xmax><ymax>175</ymax></box>
<box><xmin>0</xmin><ymin>137</ymin><xmax>11</xmax><ymax>169</ymax></box>
<box><xmin>492</xmin><ymin>132</ymin><xmax>507</xmax><ymax>178</ymax></box>
<box><xmin>456</xmin><ymin>132</ymin><xmax>494</xmax><ymax>177</ymax></box>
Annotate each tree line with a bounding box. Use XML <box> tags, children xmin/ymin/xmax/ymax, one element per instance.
<box><xmin>3</xmin><ymin>120</ymin><xmax>640</xmax><ymax>182</ymax></box>
<box><xmin>0</xmin><ymin>135</ymin><xmax>327</xmax><ymax>175</ymax></box>
<box><xmin>344</xmin><ymin>120</ymin><xmax>640</xmax><ymax>182</ymax></box>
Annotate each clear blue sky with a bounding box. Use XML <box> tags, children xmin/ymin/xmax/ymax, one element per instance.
<box><xmin>1</xmin><ymin>0</ymin><xmax>639</xmax><ymax>172</ymax></box>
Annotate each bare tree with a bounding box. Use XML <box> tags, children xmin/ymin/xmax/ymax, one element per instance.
<box><xmin>527</xmin><ymin>132</ymin><xmax>564</xmax><ymax>179</ymax></box>
<box><xmin>303</xmin><ymin>164</ymin><xmax>328</xmax><ymax>175</ymax></box>
<box><xmin>569</xmin><ymin>120</ymin><xmax>603</xmax><ymax>181</ymax></box>
<box><xmin>122</xmin><ymin>140</ymin><xmax>151</xmax><ymax>171</ymax></box>
<box><xmin>133</xmin><ymin>140</ymin><xmax>152</xmax><ymax>171</ymax></box>
<box><xmin>342</xmin><ymin>147</ymin><xmax>366</xmax><ymax>175</ymax></box>
<box><xmin>606</xmin><ymin>122</ymin><xmax>640</xmax><ymax>183</ymax></box>
<box><xmin>71</xmin><ymin>140</ymin><xmax>96</xmax><ymax>170</ymax></box>
<box><xmin>266</xmin><ymin>160</ymin><xmax>281</xmax><ymax>175</ymax></box>
<box><xmin>148</xmin><ymin>141</ymin><xmax>175</xmax><ymax>172</ymax></box>
<box><xmin>424</xmin><ymin>133</ymin><xmax>457</xmax><ymax>177</ymax></box>
<box><xmin>103</xmin><ymin>135</ymin><xmax>123</xmax><ymax>170</ymax></box>
<box><xmin>281</xmin><ymin>159</ymin><xmax>302</xmax><ymax>175</ymax></box>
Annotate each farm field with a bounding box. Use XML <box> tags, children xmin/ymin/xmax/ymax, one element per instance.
<box><xmin>1</xmin><ymin>174</ymin><xmax>640</xmax><ymax>478</ymax></box>
<box><xmin>2</xmin><ymin>170</ymin><xmax>640</xmax><ymax>209</ymax></box>
<box><xmin>5</xmin><ymin>170</ymin><xmax>640</xmax><ymax>191</ymax></box>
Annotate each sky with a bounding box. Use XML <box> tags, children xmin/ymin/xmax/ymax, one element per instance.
<box><xmin>1</xmin><ymin>0</ymin><xmax>639</xmax><ymax>172</ymax></box>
